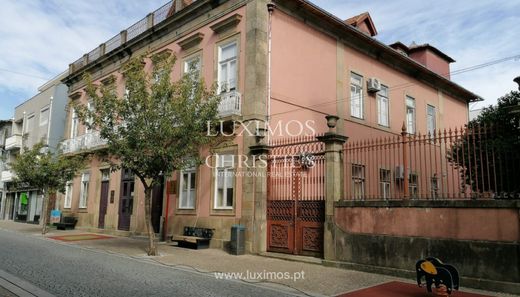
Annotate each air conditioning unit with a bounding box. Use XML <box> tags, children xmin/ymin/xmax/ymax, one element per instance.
<box><xmin>367</xmin><ymin>78</ymin><xmax>381</xmax><ymax>93</ymax></box>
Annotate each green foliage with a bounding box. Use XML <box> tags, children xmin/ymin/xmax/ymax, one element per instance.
<box><xmin>449</xmin><ymin>91</ymin><xmax>520</xmax><ymax>197</ymax></box>
<box><xmin>74</xmin><ymin>53</ymin><xmax>221</xmax><ymax>188</ymax></box>
<box><xmin>11</xmin><ymin>142</ymin><xmax>86</xmax><ymax>195</ymax></box>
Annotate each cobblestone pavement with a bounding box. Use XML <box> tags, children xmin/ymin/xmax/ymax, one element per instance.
<box><xmin>0</xmin><ymin>229</ymin><xmax>299</xmax><ymax>297</ymax></box>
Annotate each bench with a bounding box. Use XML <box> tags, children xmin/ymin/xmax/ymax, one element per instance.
<box><xmin>55</xmin><ymin>217</ymin><xmax>78</xmax><ymax>230</ymax></box>
<box><xmin>171</xmin><ymin>227</ymin><xmax>214</xmax><ymax>249</ymax></box>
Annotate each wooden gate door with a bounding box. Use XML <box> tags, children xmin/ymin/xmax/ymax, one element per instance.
<box><xmin>151</xmin><ymin>181</ymin><xmax>164</xmax><ymax>234</ymax></box>
<box><xmin>118</xmin><ymin>169</ymin><xmax>134</xmax><ymax>231</ymax></box>
<box><xmin>266</xmin><ymin>139</ymin><xmax>325</xmax><ymax>257</ymax></box>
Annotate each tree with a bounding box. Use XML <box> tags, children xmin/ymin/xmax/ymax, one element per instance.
<box><xmin>10</xmin><ymin>143</ymin><xmax>85</xmax><ymax>234</ymax></box>
<box><xmin>74</xmin><ymin>53</ymin><xmax>221</xmax><ymax>255</ymax></box>
<box><xmin>449</xmin><ymin>91</ymin><xmax>520</xmax><ymax>197</ymax></box>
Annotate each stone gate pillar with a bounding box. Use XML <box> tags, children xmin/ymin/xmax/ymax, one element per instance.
<box><xmin>317</xmin><ymin>115</ymin><xmax>348</xmax><ymax>261</ymax></box>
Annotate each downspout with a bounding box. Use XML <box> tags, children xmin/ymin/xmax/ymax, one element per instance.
<box><xmin>46</xmin><ymin>96</ymin><xmax>54</xmax><ymax>150</ymax></box>
<box><xmin>266</xmin><ymin>2</ymin><xmax>275</xmax><ymax>145</ymax></box>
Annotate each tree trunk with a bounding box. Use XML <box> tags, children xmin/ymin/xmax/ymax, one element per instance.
<box><xmin>40</xmin><ymin>191</ymin><xmax>49</xmax><ymax>235</ymax></box>
<box><xmin>144</xmin><ymin>186</ymin><xmax>157</xmax><ymax>256</ymax></box>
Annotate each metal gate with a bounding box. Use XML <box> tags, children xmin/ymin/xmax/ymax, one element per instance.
<box><xmin>266</xmin><ymin>136</ymin><xmax>325</xmax><ymax>257</ymax></box>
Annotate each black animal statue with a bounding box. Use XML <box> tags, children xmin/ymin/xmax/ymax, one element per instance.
<box><xmin>416</xmin><ymin>257</ymin><xmax>459</xmax><ymax>295</ymax></box>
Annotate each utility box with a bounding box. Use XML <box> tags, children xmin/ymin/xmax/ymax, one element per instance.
<box><xmin>230</xmin><ymin>224</ymin><xmax>246</xmax><ymax>255</ymax></box>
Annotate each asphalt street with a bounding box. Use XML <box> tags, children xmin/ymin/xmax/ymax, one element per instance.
<box><xmin>0</xmin><ymin>229</ymin><xmax>299</xmax><ymax>297</ymax></box>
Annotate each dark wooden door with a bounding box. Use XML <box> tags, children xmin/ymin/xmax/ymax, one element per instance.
<box><xmin>151</xmin><ymin>181</ymin><xmax>164</xmax><ymax>234</ymax></box>
<box><xmin>266</xmin><ymin>153</ymin><xmax>325</xmax><ymax>257</ymax></box>
<box><xmin>98</xmin><ymin>180</ymin><xmax>109</xmax><ymax>228</ymax></box>
<box><xmin>118</xmin><ymin>169</ymin><xmax>134</xmax><ymax>231</ymax></box>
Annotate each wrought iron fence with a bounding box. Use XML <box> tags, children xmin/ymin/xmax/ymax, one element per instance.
<box><xmin>343</xmin><ymin>124</ymin><xmax>520</xmax><ymax>200</ymax></box>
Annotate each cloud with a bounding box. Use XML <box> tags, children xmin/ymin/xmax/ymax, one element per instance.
<box><xmin>0</xmin><ymin>0</ymin><xmax>167</xmax><ymax>119</ymax></box>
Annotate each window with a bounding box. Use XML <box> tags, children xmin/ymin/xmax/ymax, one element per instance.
<box><xmin>184</xmin><ymin>56</ymin><xmax>201</xmax><ymax>78</ymax></box>
<box><xmin>409</xmin><ymin>173</ymin><xmax>418</xmax><ymax>198</ymax></box>
<box><xmin>85</xmin><ymin>100</ymin><xmax>94</xmax><ymax>134</ymax></box>
<box><xmin>217</xmin><ymin>42</ymin><xmax>237</xmax><ymax>94</ymax></box>
<box><xmin>406</xmin><ymin>96</ymin><xmax>416</xmax><ymax>134</ymax></box>
<box><xmin>377</xmin><ymin>85</ymin><xmax>389</xmax><ymax>127</ymax></box>
<box><xmin>70</xmin><ymin>109</ymin><xmax>79</xmax><ymax>138</ymax></box>
<box><xmin>427</xmin><ymin>105</ymin><xmax>436</xmax><ymax>136</ymax></box>
<box><xmin>352</xmin><ymin>164</ymin><xmax>365</xmax><ymax>200</ymax></box>
<box><xmin>214</xmin><ymin>154</ymin><xmax>234</xmax><ymax>209</ymax></box>
<box><xmin>179</xmin><ymin>168</ymin><xmax>196</xmax><ymax>209</ymax></box>
<box><xmin>64</xmin><ymin>182</ymin><xmax>73</xmax><ymax>208</ymax></box>
<box><xmin>350</xmin><ymin>73</ymin><xmax>364</xmax><ymax>119</ymax></box>
<box><xmin>79</xmin><ymin>173</ymin><xmax>90</xmax><ymax>208</ymax></box>
<box><xmin>379</xmin><ymin>169</ymin><xmax>391</xmax><ymax>199</ymax></box>
<box><xmin>25</xmin><ymin>114</ymin><xmax>34</xmax><ymax>133</ymax></box>
<box><xmin>430</xmin><ymin>176</ymin><xmax>439</xmax><ymax>199</ymax></box>
<box><xmin>39</xmin><ymin>106</ymin><xmax>49</xmax><ymax>126</ymax></box>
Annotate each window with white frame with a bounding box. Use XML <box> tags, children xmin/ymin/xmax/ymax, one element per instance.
<box><xmin>217</xmin><ymin>42</ymin><xmax>237</xmax><ymax>94</ymax></box>
<box><xmin>25</xmin><ymin>114</ymin><xmax>34</xmax><ymax>133</ymax></box>
<box><xmin>352</xmin><ymin>164</ymin><xmax>365</xmax><ymax>200</ymax></box>
<box><xmin>430</xmin><ymin>175</ymin><xmax>439</xmax><ymax>199</ymax></box>
<box><xmin>409</xmin><ymin>173</ymin><xmax>418</xmax><ymax>198</ymax></box>
<box><xmin>85</xmin><ymin>100</ymin><xmax>94</xmax><ymax>134</ymax></box>
<box><xmin>64</xmin><ymin>181</ymin><xmax>73</xmax><ymax>208</ymax></box>
<box><xmin>214</xmin><ymin>154</ymin><xmax>234</xmax><ymax>209</ymax></box>
<box><xmin>39</xmin><ymin>106</ymin><xmax>49</xmax><ymax>126</ymax></box>
<box><xmin>427</xmin><ymin>104</ymin><xmax>436</xmax><ymax>136</ymax></box>
<box><xmin>406</xmin><ymin>96</ymin><xmax>416</xmax><ymax>134</ymax></box>
<box><xmin>79</xmin><ymin>172</ymin><xmax>90</xmax><ymax>208</ymax></box>
<box><xmin>379</xmin><ymin>168</ymin><xmax>391</xmax><ymax>199</ymax></box>
<box><xmin>70</xmin><ymin>109</ymin><xmax>79</xmax><ymax>138</ymax></box>
<box><xmin>179</xmin><ymin>168</ymin><xmax>196</xmax><ymax>209</ymax></box>
<box><xmin>350</xmin><ymin>73</ymin><xmax>364</xmax><ymax>119</ymax></box>
<box><xmin>184</xmin><ymin>55</ymin><xmax>201</xmax><ymax>78</ymax></box>
<box><xmin>377</xmin><ymin>85</ymin><xmax>389</xmax><ymax>127</ymax></box>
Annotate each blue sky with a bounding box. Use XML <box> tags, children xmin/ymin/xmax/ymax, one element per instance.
<box><xmin>0</xmin><ymin>0</ymin><xmax>519</xmax><ymax>120</ymax></box>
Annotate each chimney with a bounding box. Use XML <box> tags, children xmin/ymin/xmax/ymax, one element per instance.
<box><xmin>407</xmin><ymin>43</ymin><xmax>455</xmax><ymax>79</ymax></box>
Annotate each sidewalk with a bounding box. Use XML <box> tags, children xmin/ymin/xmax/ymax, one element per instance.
<box><xmin>0</xmin><ymin>220</ymin><xmax>514</xmax><ymax>297</ymax></box>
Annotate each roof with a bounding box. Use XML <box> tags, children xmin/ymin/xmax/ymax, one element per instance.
<box><xmin>280</xmin><ymin>0</ymin><xmax>481</xmax><ymax>102</ymax></box>
<box><xmin>344</xmin><ymin>12</ymin><xmax>377</xmax><ymax>37</ymax></box>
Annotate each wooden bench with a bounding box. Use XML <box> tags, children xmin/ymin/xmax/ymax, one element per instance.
<box><xmin>171</xmin><ymin>227</ymin><xmax>214</xmax><ymax>249</ymax></box>
<box><xmin>55</xmin><ymin>217</ymin><xmax>78</xmax><ymax>230</ymax></box>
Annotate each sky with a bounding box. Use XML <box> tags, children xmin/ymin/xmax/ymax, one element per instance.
<box><xmin>0</xmin><ymin>0</ymin><xmax>519</xmax><ymax>120</ymax></box>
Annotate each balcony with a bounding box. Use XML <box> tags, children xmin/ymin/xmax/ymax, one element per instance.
<box><xmin>1</xmin><ymin>170</ymin><xmax>14</xmax><ymax>182</ymax></box>
<box><xmin>218</xmin><ymin>91</ymin><xmax>242</xmax><ymax>117</ymax></box>
<box><xmin>5</xmin><ymin>134</ymin><xmax>22</xmax><ymax>150</ymax></box>
<box><xmin>61</xmin><ymin>131</ymin><xmax>108</xmax><ymax>154</ymax></box>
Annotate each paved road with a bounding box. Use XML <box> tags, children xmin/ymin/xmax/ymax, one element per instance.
<box><xmin>0</xmin><ymin>229</ymin><xmax>299</xmax><ymax>297</ymax></box>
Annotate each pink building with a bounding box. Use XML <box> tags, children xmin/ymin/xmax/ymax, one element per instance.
<box><xmin>58</xmin><ymin>0</ymin><xmax>479</xmax><ymax>257</ymax></box>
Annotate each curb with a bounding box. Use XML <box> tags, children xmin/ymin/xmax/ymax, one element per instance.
<box><xmin>0</xmin><ymin>269</ymin><xmax>56</xmax><ymax>297</ymax></box>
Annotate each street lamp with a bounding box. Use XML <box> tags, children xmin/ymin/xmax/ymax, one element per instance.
<box><xmin>514</xmin><ymin>76</ymin><xmax>520</xmax><ymax>91</ymax></box>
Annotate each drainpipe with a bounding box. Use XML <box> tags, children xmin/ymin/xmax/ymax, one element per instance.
<box><xmin>266</xmin><ymin>2</ymin><xmax>275</xmax><ymax>144</ymax></box>
<box><xmin>46</xmin><ymin>96</ymin><xmax>53</xmax><ymax>150</ymax></box>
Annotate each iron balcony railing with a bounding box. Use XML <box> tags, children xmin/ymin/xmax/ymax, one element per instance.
<box><xmin>218</xmin><ymin>91</ymin><xmax>241</xmax><ymax>117</ymax></box>
<box><xmin>61</xmin><ymin>131</ymin><xmax>108</xmax><ymax>154</ymax></box>
<box><xmin>69</xmin><ymin>0</ymin><xmax>200</xmax><ymax>74</ymax></box>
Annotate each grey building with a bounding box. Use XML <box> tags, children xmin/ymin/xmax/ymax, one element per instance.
<box><xmin>0</xmin><ymin>120</ymin><xmax>12</xmax><ymax>220</ymax></box>
<box><xmin>0</xmin><ymin>71</ymin><xmax>68</xmax><ymax>222</ymax></box>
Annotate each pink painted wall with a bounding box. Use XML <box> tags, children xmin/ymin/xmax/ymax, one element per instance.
<box><xmin>335</xmin><ymin>206</ymin><xmax>520</xmax><ymax>242</ymax></box>
<box><xmin>270</xmin><ymin>9</ymin><xmax>469</xmax><ymax>141</ymax></box>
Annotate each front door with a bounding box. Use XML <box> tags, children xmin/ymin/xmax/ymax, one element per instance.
<box><xmin>151</xmin><ymin>181</ymin><xmax>164</xmax><ymax>234</ymax></box>
<box><xmin>118</xmin><ymin>169</ymin><xmax>134</xmax><ymax>231</ymax></box>
<box><xmin>98</xmin><ymin>169</ymin><xmax>110</xmax><ymax>229</ymax></box>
